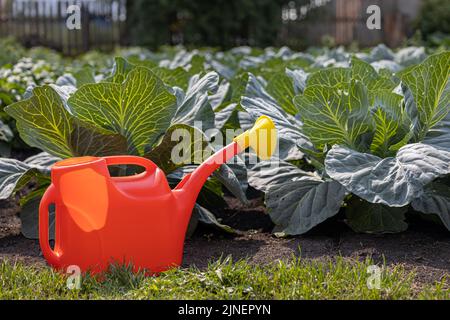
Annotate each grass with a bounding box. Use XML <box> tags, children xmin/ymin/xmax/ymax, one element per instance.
<box><xmin>0</xmin><ymin>256</ymin><xmax>448</xmax><ymax>300</ymax></box>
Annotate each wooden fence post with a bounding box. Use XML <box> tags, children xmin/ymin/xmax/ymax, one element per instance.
<box><xmin>81</xmin><ymin>2</ymin><xmax>90</xmax><ymax>52</ymax></box>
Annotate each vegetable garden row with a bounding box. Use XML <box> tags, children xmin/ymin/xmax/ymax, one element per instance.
<box><xmin>1</xmin><ymin>37</ymin><xmax>449</xmax><ymax>240</ymax></box>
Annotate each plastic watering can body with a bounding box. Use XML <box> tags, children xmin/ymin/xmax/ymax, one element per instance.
<box><xmin>39</xmin><ymin>156</ymin><xmax>193</xmax><ymax>274</ymax></box>
<box><xmin>39</xmin><ymin>116</ymin><xmax>277</xmax><ymax>274</ymax></box>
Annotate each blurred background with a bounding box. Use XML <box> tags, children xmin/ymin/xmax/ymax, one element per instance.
<box><xmin>0</xmin><ymin>0</ymin><xmax>449</xmax><ymax>55</ymax></box>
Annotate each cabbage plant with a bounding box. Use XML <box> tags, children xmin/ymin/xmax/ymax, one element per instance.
<box><xmin>0</xmin><ymin>58</ymin><xmax>247</xmax><ymax>238</ymax></box>
<box><xmin>243</xmin><ymin>51</ymin><xmax>450</xmax><ymax>235</ymax></box>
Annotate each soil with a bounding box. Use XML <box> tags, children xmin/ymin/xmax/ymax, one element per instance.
<box><xmin>1</xmin><ymin>192</ymin><xmax>449</xmax><ymax>291</ymax></box>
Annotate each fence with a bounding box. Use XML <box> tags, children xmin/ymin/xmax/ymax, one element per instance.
<box><xmin>279</xmin><ymin>0</ymin><xmax>421</xmax><ymax>48</ymax></box>
<box><xmin>0</xmin><ymin>0</ymin><xmax>126</xmax><ymax>55</ymax></box>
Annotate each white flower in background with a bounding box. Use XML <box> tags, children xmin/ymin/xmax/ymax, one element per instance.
<box><xmin>0</xmin><ymin>57</ymin><xmax>59</xmax><ymax>104</ymax></box>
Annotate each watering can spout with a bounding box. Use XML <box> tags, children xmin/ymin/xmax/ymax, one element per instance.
<box><xmin>232</xmin><ymin>115</ymin><xmax>277</xmax><ymax>161</ymax></box>
<box><xmin>173</xmin><ymin>116</ymin><xmax>277</xmax><ymax>218</ymax></box>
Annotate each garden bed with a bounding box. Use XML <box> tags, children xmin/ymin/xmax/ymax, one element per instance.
<box><xmin>1</xmin><ymin>41</ymin><xmax>449</xmax><ymax>299</ymax></box>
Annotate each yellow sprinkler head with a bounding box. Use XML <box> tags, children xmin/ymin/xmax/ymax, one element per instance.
<box><xmin>233</xmin><ymin>116</ymin><xmax>277</xmax><ymax>160</ymax></box>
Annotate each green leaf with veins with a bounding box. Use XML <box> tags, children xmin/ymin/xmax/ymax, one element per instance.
<box><xmin>106</xmin><ymin>57</ymin><xmax>135</xmax><ymax>84</ymax></box>
<box><xmin>369</xmin><ymin>90</ymin><xmax>409</xmax><ymax>157</ymax></box>
<box><xmin>351</xmin><ymin>57</ymin><xmax>396</xmax><ymax>93</ymax></box>
<box><xmin>400</xmin><ymin>51</ymin><xmax>450</xmax><ymax>140</ymax></box>
<box><xmin>5</xmin><ymin>86</ymin><xmax>128</xmax><ymax>158</ymax></box>
<box><xmin>307</xmin><ymin>68</ymin><xmax>350</xmax><ymax>88</ymax></box>
<box><xmin>6</xmin><ymin>86</ymin><xmax>73</xmax><ymax>158</ymax></box>
<box><xmin>370</xmin><ymin>108</ymin><xmax>400</xmax><ymax>157</ymax></box>
<box><xmin>69</xmin><ymin>121</ymin><xmax>128</xmax><ymax>157</ymax></box>
<box><xmin>325</xmin><ymin>143</ymin><xmax>450</xmax><ymax>207</ymax></box>
<box><xmin>307</xmin><ymin>58</ymin><xmax>396</xmax><ymax>95</ymax></box>
<box><xmin>267</xmin><ymin>179</ymin><xmax>347</xmax><ymax>236</ymax></box>
<box><xmin>171</xmin><ymin>72</ymin><xmax>218</xmax><ymax>131</ymax></box>
<box><xmin>152</xmin><ymin>66</ymin><xmax>190</xmax><ymax>90</ymax></box>
<box><xmin>266</xmin><ymin>72</ymin><xmax>298</xmax><ymax>115</ymax></box>
<box><xmin>294</xmin><ymin>80</ymin><xmax>371</xmax><ymax>150</ymax></box>
<box><xmin>69</xmin><ymin>66</ymin><xmax>177</xmax><ymax>155</ymax></box>
<box><xmin>248</xmin><ymin>159</ymin><xmax>316</xmax><ymax>192</ymax></box>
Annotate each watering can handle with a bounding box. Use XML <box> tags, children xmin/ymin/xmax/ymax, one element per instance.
<box><xmin>104</xmin><ymin>156</ymin><xmax>156</xmax><ymax>175</ymax></box>
<box><xmin>39</xmin><ymin>184</ymin><xmax>61</xmax><ymax>267</ymax></box>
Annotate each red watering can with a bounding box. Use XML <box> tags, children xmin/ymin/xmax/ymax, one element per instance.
<box><xmin>39</xmin><ymin>116</ymin><xmax>276</xmax><ymax>274</ymax></box>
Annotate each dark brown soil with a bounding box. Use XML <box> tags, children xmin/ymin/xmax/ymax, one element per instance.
<box><xmin>1</xmin><ymin>194</ymin><xmax>449</xmax><ymax>290</ymax></box>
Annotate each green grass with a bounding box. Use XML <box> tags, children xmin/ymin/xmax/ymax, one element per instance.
<box><xmin>0</xmin><ymin>257</ymin><xmax>448</xmax><ymax>300</ymax></box>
